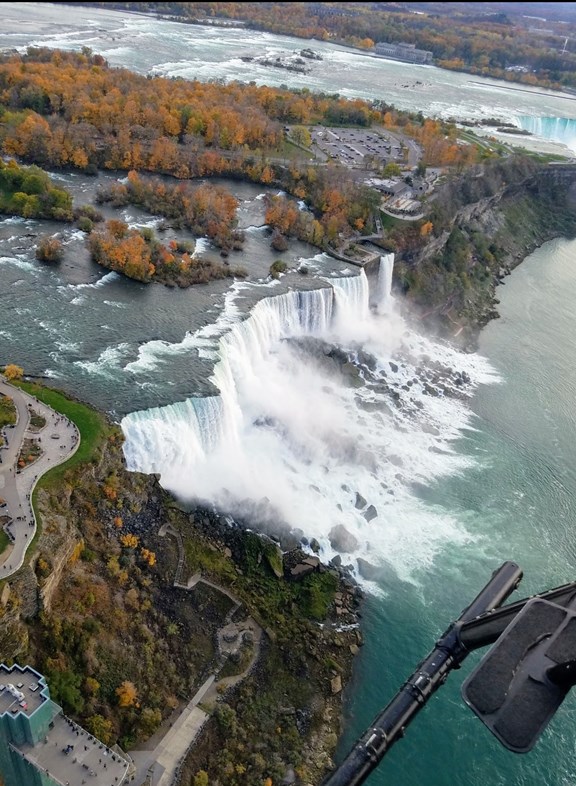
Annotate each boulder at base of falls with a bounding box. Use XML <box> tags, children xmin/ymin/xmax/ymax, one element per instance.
<box><xmin>283</xmin><ymin>548</ymin><xmax>321</xmax><ymax>580</ymax></box>
<box><xmin>354</xmin><ymin>492</ymin><xmax>367</xmax><ymax>510</ymax></box>
<box><xmin>309</xmin><ymin>538</ymin><xmax>321</xmax><ymax>554</ymax></box>
<box><xmin>356</xmin><ymin>558</ymin><xmax>381</xmax><ymax>581</ymax></box>
<box><xmin>329</xmin><ymin>524</ymin><xmax>359</xmax><ymax>553</ymax></box>
<box><xmin>357</xmin><ymin>557</ymin><xmax>398</xmax><ymax>584</ymax></box>
<box><xmin>289</xmin><ymin>557</ymin><xmax>320</xmax><ymax>580</ymax></box>
<box><xmin>363</xmin><ymin>505</ymin><xmax>378</xmax><ymax>522</ymax></box>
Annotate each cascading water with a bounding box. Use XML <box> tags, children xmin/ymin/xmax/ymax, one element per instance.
<box><xmin>516</xmin><ymin>116</ymin><xmax>576</xmax><ymax>152</ymax></box>
<box><xmin>122</xmin><ymin>257</ymin><xmax>496</xmax><ymax>583</ymax></box>
<box><xmin>373</xmin><ymin>253</ymin><xmax>395</xmax><ymax>315</ymax></box>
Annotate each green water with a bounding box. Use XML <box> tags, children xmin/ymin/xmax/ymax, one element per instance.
<box><xmin>341</xmin><ymin>236</ymin><xmax>576</xmax><ymax>786</ymax></box>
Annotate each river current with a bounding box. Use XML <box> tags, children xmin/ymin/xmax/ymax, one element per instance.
<box><xmin>2</xmin><ymin>6</ymin><xmax>576</xmax><ymax>786</ymax></box>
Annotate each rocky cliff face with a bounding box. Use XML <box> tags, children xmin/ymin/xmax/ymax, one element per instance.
<box><xmin>393</xmin><ymin>158</ymin><xmax>576</xmax><ymax>349</ymax></box>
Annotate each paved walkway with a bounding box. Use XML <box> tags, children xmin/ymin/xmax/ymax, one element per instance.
<box><xmin>129</xmin><ymin>681</ymin><xmax>211</xmax><ymax>786</ymax></box>
<box><xmin>0</xmin><ymin>377</ymin><xmax>80</xmax><ymax>579</ymax></box>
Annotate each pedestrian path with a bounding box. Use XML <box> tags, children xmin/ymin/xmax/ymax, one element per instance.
<box><xmin>0</xmin><ymin>377</ymin><xmax>80</xmax><ymax>579</ymax></box>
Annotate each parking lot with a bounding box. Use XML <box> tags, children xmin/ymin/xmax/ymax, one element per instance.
<box><xmin>309</xmin><ymin>126</ymin><xmax>406</xmax><ymax>170</ymax></box>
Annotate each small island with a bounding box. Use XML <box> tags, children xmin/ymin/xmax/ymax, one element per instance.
<box><xmin>88</xmin><ymin>220</ymin><xmax>248</xmax><ymax>286</ymax></box>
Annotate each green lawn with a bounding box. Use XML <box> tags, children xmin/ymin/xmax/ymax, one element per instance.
<box><xmin>0</xmin><ymin>381</ymin><xmax>110</xmax><ymax>577</ymax></box>
<box><xmin>10</xmin><ymin>381</ymin><xmax>110</xmax><ymax>561</ymax></box>
<box><xmin>273</xmin><ymin>139</ymin><xmax>315</xmax><ymax>162</ymax></box>
<box><xmin>380</xmin><ymin>210</ymin><xmax>414</xmax><ymax>229</ymax></box>
<box><xmin>0</xmin><ymin>394</ymin><xmax>17</xmax><ymax>429</ymax></box>
<box><xmin>14</xmin><ymin>382</ymin><xmax>108</xmax><ymax>482</ymax></box>
<box><xmin>0</xmin><ymin>528</ymin><xmax>10</xmax><ymax>556</ymax></box>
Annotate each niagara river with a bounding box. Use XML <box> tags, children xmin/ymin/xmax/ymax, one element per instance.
<box><xmin>2</xmin><ymin>5</ymin><xmax>576</xmax><ymax>785</ymax></box>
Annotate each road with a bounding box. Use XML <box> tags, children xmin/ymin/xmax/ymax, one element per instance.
<box><xmin>0</xmin><ymin>377</ymin><xmax>80</xmax><ymax>579</ymax></box>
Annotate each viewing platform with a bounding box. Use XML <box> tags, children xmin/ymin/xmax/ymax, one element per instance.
<box><xmin>0</xmin><ymin>663</ymin><xmax>130</xmax><ymax>786</ymax></box>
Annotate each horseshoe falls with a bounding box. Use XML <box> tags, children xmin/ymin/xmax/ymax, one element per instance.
<box><xmin>517</xmin><ymin>116</ymin><xmax>576</xmax><ymax>152</ymax></box>
<box><xmin>122</xmin><ymin>255</ymin><xmax>497</xmax><ymax>583</ymax></box>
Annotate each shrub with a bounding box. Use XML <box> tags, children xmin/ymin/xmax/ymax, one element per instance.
<box><xmin>36</xmin><ymin>236</ymin><xmax>63</xmax><ymax>263</ymax></box>
<box><xmin>270</xmin><ymin>259</ymin><xmax>288</xmax><ymax>278</ymax></box>
<box><xmin>270</xmin><ymin>230</ymin><xmax>289</xmax><ymax>252</ymax></box>
<box><xmin>74</xmin><ymin>204</ymin><xmax>104</xmax><ymax>222</ymax></box>
<box><xmin>77</xmin><ymin>216</ymin><xmax>93</xmax><ymax>233</ymax></box>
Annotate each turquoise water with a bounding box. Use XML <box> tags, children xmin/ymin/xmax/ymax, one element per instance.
<box><xmin>339</xmin><ymin>237</ymin><xmax>576</xmax><ymax>786</ymax></box>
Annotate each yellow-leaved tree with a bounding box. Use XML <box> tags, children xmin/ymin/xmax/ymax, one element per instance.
<box><xmin>116</xmin><ymin>680</ymin><xmax>138</xmax><ymax>708</ymax></box>
<box><xmin>4</xmin><ymin>364</ymin><xmax>23</xmax><ymax>381</ymax></box>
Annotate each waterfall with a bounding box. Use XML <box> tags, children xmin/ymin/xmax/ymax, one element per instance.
<box><xmin>331</xmin><ymin>269</ymin><xmax>370</xmax><ymax>330</ymax></box>
<box><xmin>516</xmin><ymin>116</ymin><xmax>576</xmax><ymax>152</ymax></box>
<box><xmin>121</xmin><ymin>254</ymin><xmax>496</xmax><ymax>577</ymax></box>
<box><xmin>122</xmin><ymin>280</ymin><xmax>338</xmax><ymax>476</ymax></box>
<box><xmin>122</xmin><ymin>265</ymin><xmax>399</xmax><ymax>482</ymax></box>
<box><xmin>375</xmin><ymin>253</ymin><xmax>394</xmax><ymax>314</ymax></box>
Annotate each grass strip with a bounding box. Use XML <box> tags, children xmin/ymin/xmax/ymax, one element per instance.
<box><xmin>0</xmin><ymin>528</ymin><xmax>10</xmax><ymax>556</ymax></box>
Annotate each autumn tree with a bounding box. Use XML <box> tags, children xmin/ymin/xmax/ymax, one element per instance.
<box><xmin>86</xmin><ymin>714</ymin><xmax>114</xmax><ymax>745</ymax></box>
<box><xmin>140</xmin><ymin>548</ymin><xmax>156</xmax><ymax>567</ymax></box>
<box><xmin>3</xmin><ymin>364</ymin><xmax>23</xmax><ymax>381</ymax></box>
<box><xmin>291</xmin><ymin>126</ymin><xmax>312</xmax><ymax>147</ymax></box>
<box><xmin>138</xmin><ymin>707</ymin><xmax>162</xmax><ymax>738</ymax></box>
<box><xmin>116</xmin><ymin>680</ymin><xmax>138</xmax><ymax>708</ymax></box>
<box><xmin>119</xmin><ymin>533</ymin><xmax>139</xmax><ymax>549</ymax></box>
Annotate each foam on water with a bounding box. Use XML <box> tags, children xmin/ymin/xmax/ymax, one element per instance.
<box><xmin>103</xmin><ymin>300</ymin><xmax>127</xmax><ymax>308</ymax></box>
<box><xmin>62</xmin><ymin>230</ymin><xmax>85</xmax><ymax>244</ymax></box>
<box><xmin>123</xmin><ymin>279</ymin><xmax>250</xmax><ymax>374</ymax></box>
<box><xmin>0</xmin><ymin>255</ymin><xmax>36</xmax><ymax>272</ymax></box>
<box><xmin>54</xmin><ymin>338</ymin><xmax>81</xmax><ymax>353</ymax></box>
<box><xmin>76</xmin><ymin>342</ymin><xmax>134</xmax><ymax>379</ymax></box>
<box><xmin>0</xmin><ymin>217</ymin><xmax>30</xmax><ymax>225</ymax></box>
<box><xmin>122</xmin><ymin>258</ymin><xmax>499</xmax><ymax>584</ymax></box>
<box><xmin>193</xmin><ymin>237</ymin><xmax>212</xmax><ymax>258</ymax></box>
<box><xmin>126</xmin><ymin>217</ymin><xmax>162</xmax><ymax>230</ymax></box>
<box><xmin>63</xmin><ymin>271</ymin><xmax>121</xmax><ymax>290</ymax></box>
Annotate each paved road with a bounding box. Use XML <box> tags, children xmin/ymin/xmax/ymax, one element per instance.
<box><xmin>0</xmin><ymin>377</ymin><xmax>80</xmax><ymax>579</ymax></box>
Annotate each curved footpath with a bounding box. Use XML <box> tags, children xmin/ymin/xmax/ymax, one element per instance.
<box><xmin>0</xmin><ymin>377</ymin><xmax>80</xmax><ymax>580</ymax></box>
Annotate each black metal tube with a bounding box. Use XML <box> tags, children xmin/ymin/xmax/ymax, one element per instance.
<box><xmin>320</xmin><ymin>562</ymin><xmax>522</xmax><ymax>786</ymax></box>
<box><xmin>457</xmin><ymin>561</ymin><xmax>522</xmax><ymax>623</ymax></box>
<box><xmin>460</xmin><ymin>580</ymin><xmax>576</xmax><ymax>651</ymax></box>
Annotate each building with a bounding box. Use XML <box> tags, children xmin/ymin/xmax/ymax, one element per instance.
<box><xmin>373</xmin><ymin>41</ymin><xmax>433</xmax><ymax>65</ymax></box>
<box><xmin>373</xmin><ymin>178</ymin><xmax>408</xmax><ymax>197</ymax></box>
<box><xmin>0</xmin><ymin>663</ymin><xmax>129</xmax><ymax>786</ymax></box>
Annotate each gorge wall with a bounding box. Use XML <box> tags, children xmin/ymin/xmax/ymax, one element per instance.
<box><xmin>393</xmin><ymin>158</ymin><xmax>576</xmax><ymax>348</ymax></box>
